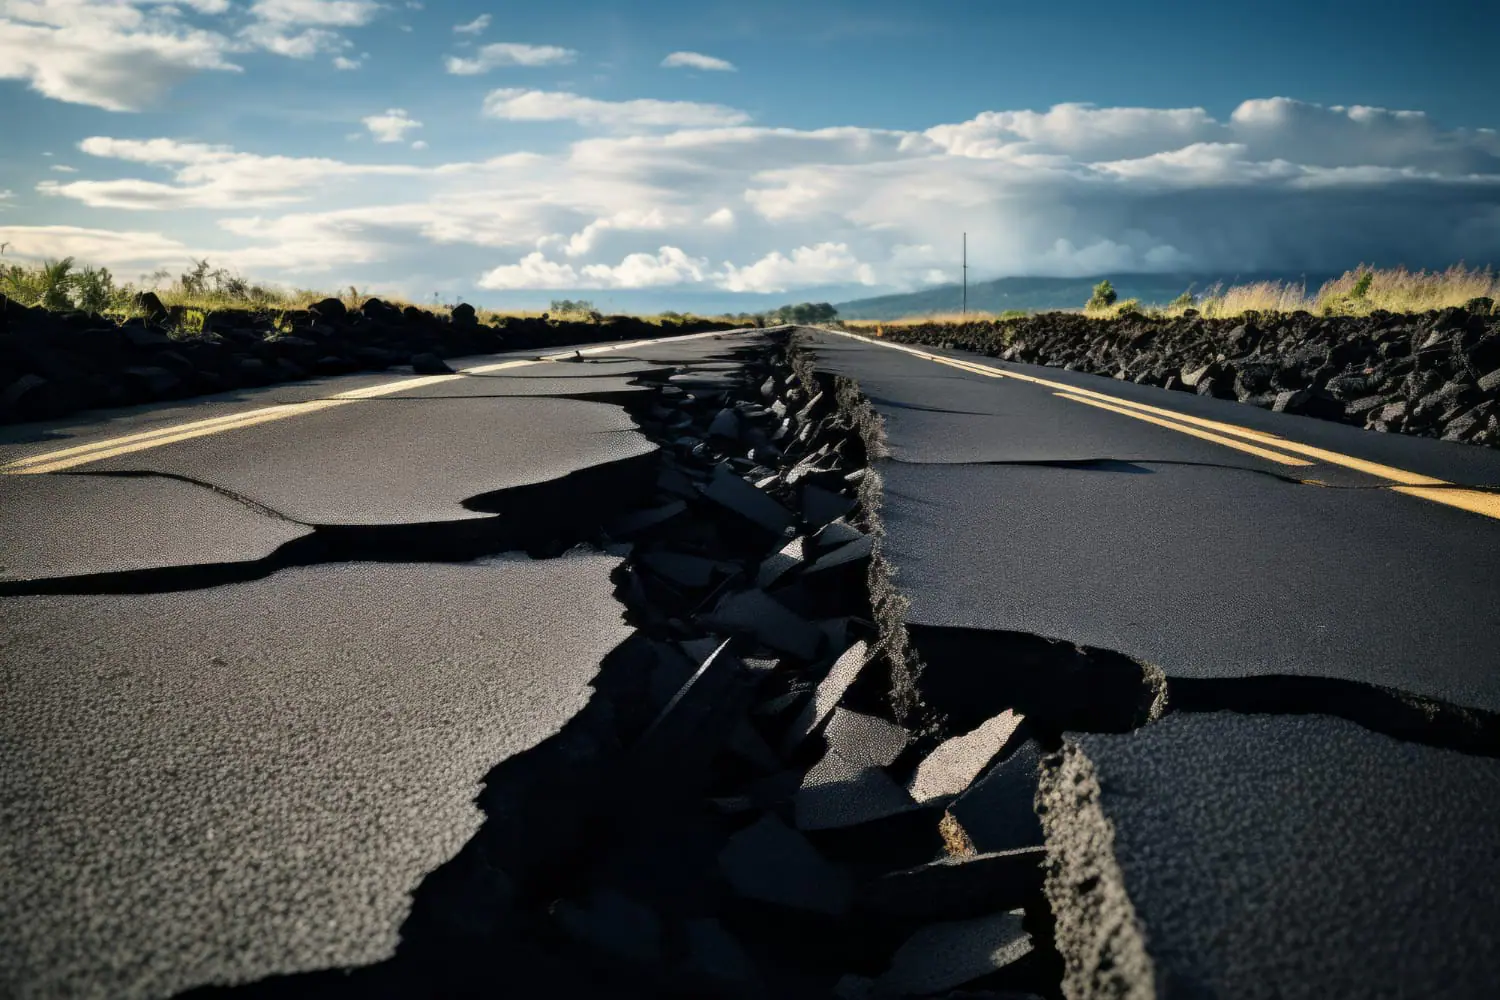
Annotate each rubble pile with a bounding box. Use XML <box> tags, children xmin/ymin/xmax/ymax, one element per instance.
<box><xmin>364</xmin><ymin>330</ymin><xmax>1062</xmax><ymax>999</ymax></box>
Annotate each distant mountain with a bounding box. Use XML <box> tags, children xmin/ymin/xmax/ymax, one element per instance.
<box><xmin>833</xmin><ymin>272</ymin><xmax>1342</xmax><ymax>320</ymax></box>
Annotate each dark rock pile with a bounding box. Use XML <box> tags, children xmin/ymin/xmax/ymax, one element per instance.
<box><xmin>0</xmin><ymin>292</ymin><xmax>738</xmax><ymax>425</ymax></box>
<box><xmin>863</xmin><ymin>299</ymin><xmax>1500</xmax><ymax>447</ymax></box>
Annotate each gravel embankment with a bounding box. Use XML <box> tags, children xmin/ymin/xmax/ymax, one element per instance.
<box><xmin>0</xmin><ymin>292</ymin><xmax>739</xmax><ymax>424</ymax></box>
<box><xmin>857</xmin><ymin>300</ymin><xmax>1500</xmax><ymax>447</ymax></box>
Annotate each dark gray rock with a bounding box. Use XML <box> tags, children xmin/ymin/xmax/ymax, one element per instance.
<box><xmin>801</xmin><ymin>482</ymin><xmax>856</xmax><ymax>528</ymax></box>
<box><xmin>822</xmin><ymin>707</ymin><xmax>910</xmax><ymax>768</ymax></box>
<box><xmin>794</xmin><ymin>750</ymin><xmax>917</xmax><ymax>830</ymax></box>
<box><xmin>683</xmin><ymin>918</ymin><xmax>762</xmax><ymax>997</ymax></box>
<box><xmin>803</xmin><ymin>533</ymin><xmax>875</xmax><ymax>576</ymax></box>
<box><xmin>701</xmin><ymin>589</ymin><xmax>823</xmax><ymax>660</ymax></box>
<box><xmin>783</xmin><ymin>641</ymin><xmax>870</xmax><ymax>753</ymax></box>
<box><xmin>410</xmin><ymin>353</ymin><xmax>453</xmax><ymax>374</ymax></box>
<box><xmin>640</xmin><ymin>551</ymin><xmax>730</xmax><ymax>589</ymax></box>
<box><xmin>122</xmin><ymin>365</ymin><xmax>180</xmax><ymax>397</ymax></box>
<box><xmin>609</xmin><ymin>500</ymin><xmax>687</xmax><ymax>537</ymax></box>
<box><xmin>875</xmin><ymin>911</ymin><xmax>1033</xmax><ymax>997</ymax></box>
<box><xmin>908</xmin><ymin>710</ymin><xmax>1026</xmax><ymax>804</ymax></box>
<box><xmin>550</xmin><ymin>889</ymin><xmax>662</xmax><ymax>965</ymax></box>
<box><xmin>946</xmin><ymin>741</ymin><xmax>1045</xmax><ymax>855</ymax></box>
<box><xmin>755</xmin><ymin>537</ymin><xmax>804</xmax><ymax>588</ymax></box>
<box><xmin>131</xmin><ymin>290</ymin><xmax>167</xmax><ymax>320</ymax></box>
<box><xmin>308</xmin><ymin>297</ymin><xmax>347</xmax><ymax>322</ymax></box>
<box><xmin>718</xmin><ymin>814</ymin><xmax>851</xmax><ymax>915</ymax></box>
<box><xmin>709</xmin><ymin>407</ymin><xmax>741</xmax><ymax>439</ymax></box>
<box><xmin>858</xmin><ymin>848</ymin><xmax>1045</xmax><ymax>922</ymax></box>
<box><xmin>699</xmin><ymin>464</ymin><xmax>795</xmax><ymax>534</ymax></box>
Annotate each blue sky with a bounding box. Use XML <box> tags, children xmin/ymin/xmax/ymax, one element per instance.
<box><xmin>2</xmin><ymin>0</ymin><xmax>1498</xmax><ymax>312</ymax></box>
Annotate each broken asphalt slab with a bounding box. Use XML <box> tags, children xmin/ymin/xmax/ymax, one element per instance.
<box><xmin>81</xmin><ymin>396</ymin><xmax>655</xmax><ymax>526</ymax></box>
<box><xmin>1040</xmin><ymin>712</ymin><xmax>1500</xmax><ymax>1000</ymax></box>
<box><xmin>880</xmin><ymin>458</ymin><xmax>1500</xmax><ymax>718</ymax></box>
<box><xmin>0</xmin><ymin>554</ymin><xmax>633</xmax><ymax>999</ymax></box>
<box><xmin>0</xmin><ymin>472</ymin><xmax>309</xmax><ymax>582</ymax></box>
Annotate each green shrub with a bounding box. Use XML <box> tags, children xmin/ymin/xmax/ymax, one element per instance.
<box><xmin>1349</xmin><ymin>270</ymin><xmax>1374</xmax><ymax>301</ymax></box>
<box><xmin>1085</xmin><ymin>280</ymin><xmax>1117</xmax><ymax>311</ymax></box>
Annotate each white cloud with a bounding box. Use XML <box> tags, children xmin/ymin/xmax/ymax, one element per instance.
<box><xmin>482</xmin><ymin>88</ymin><xmax>749</xmax><ymax>129</ymax></box>
<box><xmin>332</xmin><ymin>54</ymin><xmax>360</xmax><ymax>69</ymax></box>
<box><xmin>239</xmin><ymin>23</ymin><xmax>345</xmax><ymax>58</ymax></box>
<box><xmin>49</xmin><ymin>164</ymin><xmax>78</xmax><ymax>172</ymax></box>
<box><xmin>362</xmin><ymin>108</ymin><xmax>422</xmax><ymax>144</ymax></box>
<box><xmin>410</xmin><ymin>139</ymin><xmax>428</xmax><ymax>150</ymax></box>
<box><xmin>0</xmin><ymin>224</ymin><xmax>199</xmax><ymax>270</ymax></box>
<box><xmin>479</xmin><ymin>246</ymin><xmax>710</xmax><ymax>290</ymax></box>
<box><xmin>718</xmin><ymin>243</ymin><xmax>877</xmax><ymax>293</ymax></box>
<box><xmin>453</xmin><ymin>13</ymin><xmax>489</xmax><ymax>34</ymax></box>
<box><xmin>247</xmin><ymin>0</ymin><xmax>380</xmax><ymax>26</ymax></box>
<box><xmin>0</xmin><ymin>5</ymin><xmax>241</xmax><ymax>111</ymax></box>
<box><xmin>661</xmin><ymin>51</ymin><xmax>735</xmax><ymax>72</ymax></box>
<box><xmin>444</xmin><ymin>41</ymin><xmax>575</xmax><ymax>74</ymax></box>
<box><xmin>0</xmin><ymin>0</ymin><xmax>391</xmax><ymax>109</ymax></box>
<box><xmin>41</xmin><ymin>135</ymin><xmax>428</xmax><ymax>209</ymax></box>
<box><xmin>17</xmin><ymin>96</ymin><xmax>1500</xmax><ymax>301</ymax></box>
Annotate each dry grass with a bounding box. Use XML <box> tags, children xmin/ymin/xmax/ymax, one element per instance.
<box><xmin>848</xmin><ymin>265</ymin><xmax>1499</xmax><ymax>327</ymax></box>
<box><xmin>1163</xmin><ymin>264</ymin><xmax>1499</xmax><ymax>319</ymax></box>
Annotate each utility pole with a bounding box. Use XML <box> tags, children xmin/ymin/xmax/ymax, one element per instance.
<box><xmin>962</xmin><ymin>232</ymin><xmax>968</xmax><ymax>317</ymax></box>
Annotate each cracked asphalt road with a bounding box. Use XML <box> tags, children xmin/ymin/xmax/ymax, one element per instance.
<box><xmin>6</xmin><ymin>325</ymin><xmax>1500</xmax><ymax>999</ymax></box>
<box><xmin>802</xmin><ymin>328</ymin><xmax>1500</xmax><ymax>999</ymax></box>
<box><xmin>0</xmin><ymin>331</ymin><xmax>751</xmax><ymax>999</ymax></box>
<box><xmin>803</xmin><ymin>330</ymin><xmax>1500</xmax><ymax>711</ymax></box>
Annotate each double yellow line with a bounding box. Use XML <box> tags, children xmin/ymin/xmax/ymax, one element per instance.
<box><xmin>1</xmin><ymin>331</ymin><xmax>731</xmax><ymax>476</ymax></box>
<box><xmin>829</xmin><ymin>331</ymin><xmax>1500</xmax><ymax>522</ymax></box>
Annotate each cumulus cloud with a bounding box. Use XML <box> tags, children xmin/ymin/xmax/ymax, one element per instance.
<box><xmin>239</xmin><ymin>23</ymin><xmax>346</xmax><ymax>58</ymax></box>
<box><xmin>0</xmin><ymin>224</ymin><xmax>199</xmax><ymax>270</ymax></box>
<box><xmin>479</xmin><ymin>246</ymin><xmax>710</xmax><ymax>290</ymax></box>
<box><xmin>19</xmin><ymin>96</ymin><xmax>1500</xmax><ymax>300</ymax></box>
<box><xmin>40</xmin><ymin>136</ymin><xmax>428</xmax><ymax>209</ymax></box>
<box><xmin>332</xmin><ymin>54</ymin><xmax>360</xmax><ymax>69</ymax></box>
<box><xmin>453</xmin><ymin>13</ymin><xmax>489</xmax><ymax>34</ymax></box>
<box><xmin>482</xmin><ymin>88</ymin><xmax>750</xmax><ymax>129</ymax></box>
<box><xmin>444</xmin><ymin>42</ymin><xmax>574</xmax><ymax>74</ymax></box>
<box><xmin>0</xmin><ymin>3</ymin><xmax>241</xmax><ymax>111</ymax></box>
<box><xmin>362</xmin><ymin>108</ymin><xmax>422</xmax><ymax>143</ymax></box>
<box><xmin>247</xmin><ymin>0</ymin><xmax>380</xmax><ymax>26</ymax></box>
<box><xmin>719</xmin><ymin>243</ymin><xmax>877</xmax><ymax>293</ymax></box>
<box><xmin>661</xmin><ymin>51</ymin><xmax>735</xmax><ymax>72</ymax></box>
<box><xmin>0</xmin><ymin>0</ymin><xmax>390</xmax><ymax>109</ymax></box>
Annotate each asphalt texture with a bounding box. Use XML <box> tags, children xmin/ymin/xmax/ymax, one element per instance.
<box><xmin>0</xmin><ymin>331</ymin><xmax>750</xmax><ymax>999</ymax></box>
<box><xmin>1050</xmin><ymin>714</ymin><xmax>1500</xmax><ymax>999</ymax></box>
<box><xmin>803</xmin><ymin>327</ymin><xmax>1500</xmax><ymax>999</ymax></box>
<box><xmin>803</xmin><ymin>330</ymin><xmax>1500</xmax><ymax>716</ymax></box>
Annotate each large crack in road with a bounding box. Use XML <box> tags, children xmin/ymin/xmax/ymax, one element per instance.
<box><xmin>6</xmin><ymin>327</ymin><xmax>1500</xmax><ymax>999</ymax></box>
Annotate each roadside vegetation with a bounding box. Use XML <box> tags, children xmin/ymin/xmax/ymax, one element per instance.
<box><xmin>0</xmin><ymin>253</ymin><xmax>853</xmax><ymax>334</ymax></box>
<box><xmin>841</xmin><ymin>264</ymin><xmax>1499</xmax><ymax>332</ymax></box>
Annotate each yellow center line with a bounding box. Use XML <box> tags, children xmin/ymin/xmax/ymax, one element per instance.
<box><xmin>823</xmin><ymin>328</ymin><xmax>1500</xmax><ymax>523</ymax></box>
<box><xmin>2</xmin><ymin>327</ymin><xmax>738</xmax><ymax>476</ymax></box>
<box><xmin>1053</xmin><ymin>392</ymin><xmax>1314</xmax><ymax>466</ymax></box>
